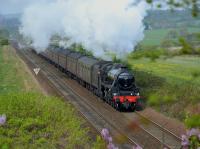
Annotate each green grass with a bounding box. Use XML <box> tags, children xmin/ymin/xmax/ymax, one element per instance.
<box><xmin>140</xmin><ymin>29</ymin><xmax>170</xmax><ymax>46</ymax></box>
<box><xmin>0</xmin><ymin>93</ymin><xmax>92</xmax><ymax>148</ymax></box>
<box><xmin>187</xmin><ymin>27</ymin><xmax>200</xmax><ymax>33</ymax></box>
<box><xmin>0</xmin><ymin>47</ymin><xmax>23</xmax><ymax>93</ymax></box>
<box><xmin>128</xmin><ymin>55</ymin><xmax>200</xmax><ymax>122</ymax></box>
<box><xmin>0</xmin><ymin>46</ymin><xmax>41</xmax><ymax>94</ymax></box>
<box><xmin>130</xmin><ymin>56</ymin><xmax>200</xmax><ymax>84</ymax></box>
<box><xmin>140</xmin><ymin>27</ymin><xmax>200</xmax><ymax>47</ymax></box>
<box><xmin>0</xmin><ymin>46</ymin><xmax>105</xmax><ymax>148</ymax></box>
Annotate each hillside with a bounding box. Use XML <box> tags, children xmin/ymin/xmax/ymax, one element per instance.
<box><xmin>128</xmin><ymin>55</ymin><xmax>200</xmax><ymax>128</ymax></box>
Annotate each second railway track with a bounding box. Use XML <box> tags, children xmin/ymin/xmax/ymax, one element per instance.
<box><xmin>17</xmin><ymin>48</ymin><xmax>181</xmax><ymax>149</ymax></box>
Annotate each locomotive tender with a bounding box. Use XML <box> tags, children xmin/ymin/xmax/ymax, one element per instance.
<box><xmin>39</xmin><ymin>45</ymin><xmax>141</xmax><ymax>111</ymax></box>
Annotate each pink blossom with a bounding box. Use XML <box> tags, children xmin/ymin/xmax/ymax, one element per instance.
<box><xmin>186</xmin><ymin>128</ymin><xmax>199</xmax><ymax>137</ymax></box>
<box><xmin>0</xmin><ymin>114</ymin><xmax>6</xmax><ymax>126</ymax></box>
<box><xmin>108</xmin><ymin>137</ymin><xmax>113</xmax><ymax>143</ymax></box>
<box><xmin>132</xmin><ymin>145</ymin><xmax>143</xmax><ymax>149</ymax></box>
<box><xmin>107</xmin><ymin>142</ymin><xmax>118</xmax><ymax>149</ymax></box>
<box><xmin>101</xmin><ymin>128</ymin><xmax>119</xmax><ymax>149</ymax></box>
<box><xmin>101</xmin><ymin>128</ymin><xmax>110</xmax><ymax>141</ymax></box>
<box><xmin>181</xmin><ymin>135</ymin><xmax>189</xmax><ymax>147</ymax></box>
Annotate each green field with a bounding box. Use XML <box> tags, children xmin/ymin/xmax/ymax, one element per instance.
<box><xmin>128</xmin><ymin>55</ymin><xmax>200</xmax><ymax>126</ymax></box>
<box><xmin>140</xmin><ymin>29</ymin><xmax>170</xmax><ymax>46</ymax></box>
<box><xmin>0</xmin><ymin>46</ymin><xmax>105</xmax><ymax>148</ymax></box>
<box><xmin>140</xmin><ymin>27</ymin><xmax>200</xmax><ymax>47</ymax></box>
<box><xmin>130</xmin><ymin>56</ymin><xmax>200</xmax><ymax>84</ymax></box>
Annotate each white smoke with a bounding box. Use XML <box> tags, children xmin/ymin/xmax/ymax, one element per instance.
<box><xmin>20</xmin><ymin>0</ymin><xmax>148</xmax><ymax>59</ymax></box>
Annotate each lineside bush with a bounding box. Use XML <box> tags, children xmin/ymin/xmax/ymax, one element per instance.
<box><xmin>0</xmin><ymin>38</ymin><xmax>9</xmax><ymax>46</ymax></box>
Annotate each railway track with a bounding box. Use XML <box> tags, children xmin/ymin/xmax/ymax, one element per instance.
<box><xmin>124</xmin><ymin>111</ymin><xmax>182</xmax><ymax>148</ymax></box>
<box><xmin>18</xmin><ymin>49</ymin><xmax>138</xmax><ymax>148</ymax></box>
<box><xmin>17</xmin><ymin>48</ymin><xmax>182</xmax><ymax>149</ymax></box>
<box><xmin>135</xmin><ymin>111</ymin><xmax>182</xmax><ymax>141</ymax></box>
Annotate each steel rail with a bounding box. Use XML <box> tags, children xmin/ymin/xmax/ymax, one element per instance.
<box><xmin>135</xmin><ymin>111</ymin><xmax>182</xmax><ymax>141</ymax></box>
<box><xmin>19</xmin><ymin>48</ymin><xmax>181</xmax><ymax>149</ymax></box>
<box><xmin>20</xmin><ymin>49</ymin><xmax>139</xmax><ymax>147</ymax></box>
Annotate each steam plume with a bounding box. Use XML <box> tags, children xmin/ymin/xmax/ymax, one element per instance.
<box><xmin>20</xmin><ymin>0</ymin><xmax>148</xmax><ymax>59</ymax></box>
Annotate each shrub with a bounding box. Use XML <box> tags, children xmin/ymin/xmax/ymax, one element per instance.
<box><xmin>145</xmin><ymin>49</ymin><xmax>161</xmax><ymax>61</ymax></box>
<box><xmin>161</xmin><ymin>39</ymin><xmax>179</xmax><ymax>47</ymax></box>
<box><xmin>185</xmin><ymin>115</ymin><xmax>200</xmax><ymax>128</ymax></box>
<box><xmin>130</xmin><ymin>48</ymin><xmax>165</xmax><ymax>61</ymax></box>
<box><xmin>134</xmin><ymin>69</ymin><xmax>165</xmax><ymax>90</ymax></box>
<box><xmin>92</xmin><ymin>136</ymin><xmax>106</xmax><ymax>149</ymax></box>
<box><xmin>194</xmin><ymin>48</ymin><xmax>200</xmax><ymax>55</ymax></box>
<box><xmin>191</xmin><ymin>70</ymin><xmax>200</xmax><ymax>78</ymax></box>
<box><xmin>148</xmin><ymin>94</ymin><xmax>159</xmax><ymax>106</ymax></box>
<box><xmin>179</xmin><ymin>37</ymin><xmax>194</xmax><ymax>54</ymax></box>
<box><xmin>74</xmin><ymin>44</ymin><xmax>93</xmax><ymax>56</ymax></box>
<box><xmin>0</xmin><ymin>38</ymin><xmax>9</xmax><ymax>46</ymax></box>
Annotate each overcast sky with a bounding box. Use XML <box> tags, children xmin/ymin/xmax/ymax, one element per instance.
<box><xmin>0</xmin><ymin>0</ymin><xmax>186</xmax><ymax>15</ymax></box>
<box><xmin>0</xmin><ymin>0</ymin><xmax>54</xmax><ymax>14</ymax></box>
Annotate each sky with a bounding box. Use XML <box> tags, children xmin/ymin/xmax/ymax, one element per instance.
<box><xmin>0</xmin><ymin>0</ymin><xmax>54</xmax><ymax>14</ymax></box>
<box><xmin>0</xmin><ymin>0</ymin><xmax>173</xmax><ymax>14</ymax></box>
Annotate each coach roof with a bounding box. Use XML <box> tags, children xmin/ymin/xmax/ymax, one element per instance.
<box><xmin>58</xmin><ymin>48</ymin><xmax>71</xmax><ymax>55</ymax></box>
<box><xmin>68</xmin><ymin>52</ymin><xmax>83</xmax><ymax>59</ymax></box>
<box><xmin>78</xmin><ymin>56</ymin><xmax>99</xmax><ymax>67</ymax></box>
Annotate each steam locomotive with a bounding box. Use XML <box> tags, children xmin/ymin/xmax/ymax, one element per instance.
<box><xmin>39</xmin><ymin>45</ymin><xmax>141</xmax><ymax>111</ymax></box>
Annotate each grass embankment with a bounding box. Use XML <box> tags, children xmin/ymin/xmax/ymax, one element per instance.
<box><xmin>0</xmin><ymin>46</ymin><xmax>41</xmax><ymax>94</ymax></box>
<box><xmin>128</xmin><ymin>55</ymin><xmax>200</xmax><ymax>128</ymax></box>
<box><xmin>0</xmin><ymin>46</ymin><xmax>105</xmax><ymax>148</ymax></box>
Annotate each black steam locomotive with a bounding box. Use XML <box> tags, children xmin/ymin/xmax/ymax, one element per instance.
<box><xmin>39</xmin><ymin>45</ymin><xmax>141</xmax><ymax>111</ymax></box>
